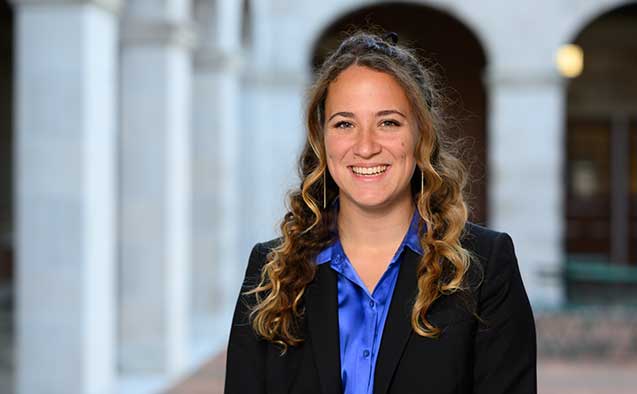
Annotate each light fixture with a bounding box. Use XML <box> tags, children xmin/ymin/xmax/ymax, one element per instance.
<box><xmin>556</xmin><ymin>44</ymin><xmax>584</xmax><ymax>78</ymax></box>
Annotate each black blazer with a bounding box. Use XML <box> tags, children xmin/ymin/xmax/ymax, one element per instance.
<box><xmin>224</xmin><ymin>221</ymin><xmax>536</xmax><ymax>394</ymax></box>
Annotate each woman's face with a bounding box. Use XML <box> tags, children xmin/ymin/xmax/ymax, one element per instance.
<box><xmin>324</xmin><ymin>65</ymin><xmax>418</xmax><ymax>212</ymax></box>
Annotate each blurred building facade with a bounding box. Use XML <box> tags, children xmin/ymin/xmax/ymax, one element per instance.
<box><xmin>0</xmin><ymin>0</ymin><xmax>635</xmax><ymax>393</ymax></box>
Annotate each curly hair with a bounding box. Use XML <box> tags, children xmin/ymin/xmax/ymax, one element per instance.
<box><xmin>247</xmin><ymin>31</ymin><xmax>476</xmax><ymax>352</ymax></box>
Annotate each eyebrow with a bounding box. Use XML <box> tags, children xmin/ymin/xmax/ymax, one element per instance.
<box><xmin>327</xmin><ymin>109</ymin><xmax>407</xmax><ymax>122</ymax></box>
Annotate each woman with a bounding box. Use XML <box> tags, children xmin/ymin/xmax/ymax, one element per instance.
<box><xmin>225</xmin><ymin>31</ymin><xmax>536</xmax><ymax>394</ymax></box>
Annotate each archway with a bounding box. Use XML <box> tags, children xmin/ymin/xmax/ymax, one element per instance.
<box><xmin>311</xmin><ymin>2</ymin><xmax>489</xmax><ymax>224</ymax></box>
<box><xmin>564</xmin><ymin>3</ymin><xmax>637</xmax><ymax>302</ymax></box>
<box><xmin>0</xmin><ymin>0</ymin><xmax>13</xmax><ymax>391</ymax></box>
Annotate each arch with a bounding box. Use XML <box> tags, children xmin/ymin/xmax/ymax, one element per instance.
<box><xmin>309</xmin><ymin>3</ymin><xmax>487</xmax><ymax>69</ymax></box>
<box><xmin>561</xmin><ymin>0</ymin><xmax>637</xmax><ymax>44</ymax></box>
<box><xmin>304</xmin><ymin>0</ymin><xmax>492</xmax><ymax>66</ymax></box>
<box><xmin>309</xmin><ymin>2</ymin><xmax>490</xmax><ymax>224</ymax></box>
<box><xmin>563</xmin><ymin>2</ymin><xmax>637</xmax><ymax>303</ymax></box>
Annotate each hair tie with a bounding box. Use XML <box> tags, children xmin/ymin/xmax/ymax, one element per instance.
<box><xmin>383</xmin><ymin>32</ymin><xmax>399</xmax><ymax>45</ymax></box>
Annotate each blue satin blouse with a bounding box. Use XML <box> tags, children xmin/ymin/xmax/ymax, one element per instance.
<box><xmin>315</xmin><ymin>205</ymin><xmax>424</xmax><ymax>394</ymax></box>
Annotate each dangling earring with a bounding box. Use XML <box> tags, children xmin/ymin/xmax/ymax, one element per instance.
<box><xmin>323</xmin><ymin>171</ymin><xmax>327</xmax><ymax>209</ymax></box>
<box><xmin>420</xmin><ymin>167</ymin><xmax>424</xmax><ymax>196</ymax></box>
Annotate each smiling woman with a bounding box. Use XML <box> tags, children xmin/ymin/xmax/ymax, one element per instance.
<box><xmin>225</xmin><ymin>31</ymin><xmax>536</xmax><ymax>394</ymax></box>
<box><xmin>324</xmin><ymin>65</ymin><xmax>417</xmax><ymax>217</ymax></box>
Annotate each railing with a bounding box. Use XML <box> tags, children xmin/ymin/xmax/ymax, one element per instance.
<box><xmin>565</xmin><ymin>259</ymin><xmax>637</xmax><ymax>283</ymax></box>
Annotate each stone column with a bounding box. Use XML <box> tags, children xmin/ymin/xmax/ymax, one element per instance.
<box><xmin>12</xmin><ymin>1</ymin><xmax>120</xmax><ymax>393</ymax></box>
<box><xmin>190</xmin><ymin>0</ymin><xmax>242</xmax><ymax>353</ymax></box>
<box><xmin>485</xmin><ymin>66</ymin><xmax>566</xmax><ymax>309</ymax></box>
<box><xmin>238</xmin><ymin>1</ymin><xmax>307</xmax><ymax>272</ymax></box>
<box><xmin>240</xmin><ymin>68</ymin><xmax>307</xmax><ymax>255</ymax></box>
<box><xmin>118</xmin><ymin>0</ymin><xmax>194</xmax><ymax>384</ymax></box>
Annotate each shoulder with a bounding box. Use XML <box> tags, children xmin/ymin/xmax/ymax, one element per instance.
<box><xmin>243</xmin><ymin>237</ymin><xmax>284</xmax><ymax>281</ymax></box>
<box><xmin>461</xmin><ymin>221</ymin><xmax>505</xmax><ymax>254</ymax></box>
<box><xmin>258</xmin><ymin>237</ymin><xmax>284</xmax><ymax>254</ymax></box>
<box><xmin>249</xmin><ymin>237</ymin><xmax>283</xmax><ymax>263</ymax></box>
<box><xmin>459</xmin><ymin>222</ymin><xmax>530</xmax><ymax>326</ymax></box>
<box><xmin>460</xmin><ymin>221</ymin><xmax>520</xmax><ymax>291</ymax></box>
<box><xmin>461</xmin><ymin>221</ymin><xmax>516</xmax><ymax>263</ymax></box>
<box><xmin>238</xmin><ymin>237</ymin><xmax>283</xmax><ymax>292</ymax></box>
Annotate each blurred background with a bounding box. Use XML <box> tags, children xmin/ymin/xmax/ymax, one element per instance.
<box><xmin>1</xmin><ymin>0</ymin><xmax>636</xmax><ymax>393</ymax></box>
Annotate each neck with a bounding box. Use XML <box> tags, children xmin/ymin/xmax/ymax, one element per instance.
<box><xmin>336</xmin><ymin>194</ymin><xmax>415</xmax><ymax>251</ymax></box>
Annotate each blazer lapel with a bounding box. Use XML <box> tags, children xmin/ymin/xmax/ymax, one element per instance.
<box><xmin>373</xmin><ymin>247</ymin><xmax>420</xmax><ymax>394</ymax></box>
<box><xmin>306</xmin><ymin>263</ymin><xmax>343</xmax><ymax>394</ymax></box>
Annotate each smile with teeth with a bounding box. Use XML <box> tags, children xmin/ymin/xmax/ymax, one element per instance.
<box><xmin>350</xmin><ymin>165</ymin><xmax>389</xmax><ymax>176</ymax></box>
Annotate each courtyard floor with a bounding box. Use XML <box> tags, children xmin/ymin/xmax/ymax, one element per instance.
<box><xmin>166</xmin><ymin>351</ymin><xmax>637</xmax><ymax>394</ymax></box>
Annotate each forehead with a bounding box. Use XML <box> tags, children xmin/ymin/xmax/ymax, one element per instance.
<box><xmin>325</xmin><ymin>65</ymin><xmax>411</xmax><ymax>112</ymax></box>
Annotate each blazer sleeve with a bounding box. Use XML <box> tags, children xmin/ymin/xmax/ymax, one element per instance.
<box><xmin>473</xmin><ymin>232</ymin><xmax>537</xmax><ymax>394</ymax></box>
<box><xmin>224</xmin><ymin>242</ymin><xmax>268</xmax><ymax>394</ymax></box>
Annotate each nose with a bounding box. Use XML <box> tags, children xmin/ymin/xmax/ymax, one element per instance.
<box><xmin>352</xmin><ymin>126</ymin><xmax>381</xmax><ymax>159</ymax></box>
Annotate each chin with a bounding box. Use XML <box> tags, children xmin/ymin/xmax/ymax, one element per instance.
<box><xmin>347</xmin><ymin>193</ymin><xmax>393</xmax><ymax>209</ymax></box>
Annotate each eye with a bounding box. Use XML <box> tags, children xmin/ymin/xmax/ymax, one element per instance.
<box><xmin>380</xmin><ymin>119</ymin><xmax>401</xmax><ymax>128</ymax></box>
<box><xmin>333</xmin><ymin>120</ymin><xmax>354</xmax><ymax>129</ymax></box>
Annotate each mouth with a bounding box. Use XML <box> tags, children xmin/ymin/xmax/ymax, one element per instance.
<box><xmin>349</xmin><ymin>164</ymin><xmax>390</xmax><ymax>177</ymax></box>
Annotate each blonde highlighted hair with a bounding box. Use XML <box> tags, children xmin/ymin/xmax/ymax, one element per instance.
<box><xmin>247</xmin><ymin>31</ymin><xmax>476</xmax><ymax>352</ymax></box>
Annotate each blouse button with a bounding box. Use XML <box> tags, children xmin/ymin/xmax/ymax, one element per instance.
<box><xmin>363</xmin><ymin>350</ymin><xmax>370</xmax><ymax>358</ymax></box>
<box><xmin>369</xmin><ymin>300</ymin><xmax>375</xmax><ymax>308</ymax></box>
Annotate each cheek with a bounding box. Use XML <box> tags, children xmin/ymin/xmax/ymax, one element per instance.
<box><xmin>324</xmin><ymin>143</ymin><xmax>336</xmax><ymax>163</ymax></box>
<box><xmin>324</xmin><ymin>136</ymin><xmax>348</xmax><ymax>160</ymax></box>
<box><xmin>324</xmin><ymin>139</ymin><xmax>342</xmax><ymax>176</ymax></box>
<box><xmin>396</xmin><ymin>139</ymin><xmax>413</xmax><ymax>160</ymax></box>
<box><xmin>400</xmin><ymin>142</ymin><xmax>408</xmax><ymax>159</ymax></box>
<box><xmin>397</xmin><ymin>138</ymin><xmax>417</xmax><ymax>166</ymax></box>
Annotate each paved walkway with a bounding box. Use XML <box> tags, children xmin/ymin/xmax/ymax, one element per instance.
<box><xmin>166</xmin><ymin>352</ymin><xmax>637</xmax><ymax>394</ymax></box>
<box><xmin>165</xmin><ymin>351</ymin><xmax>226</xmax><ymax>394</ymax></box>
<box><xmin>537</xmin><ymin>358</ymin><xmax>637</xmax><ymax>394</ymax></box>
